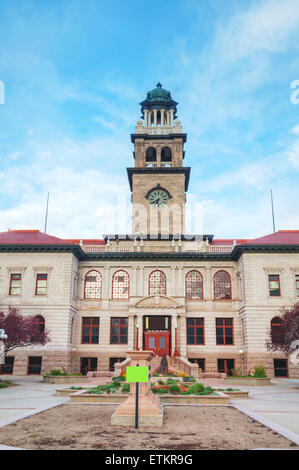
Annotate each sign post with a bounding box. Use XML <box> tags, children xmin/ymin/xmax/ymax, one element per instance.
<box><xmin>126</xmin><ymin>364</ymin><xmax>149</xmax><ymax>429</ymax></box>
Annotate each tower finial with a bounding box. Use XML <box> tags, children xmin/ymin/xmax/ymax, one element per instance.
<box><xmin>156</xmin><ymin>82</ymin><xmax>162</xmax><ymax>88</ymax></box>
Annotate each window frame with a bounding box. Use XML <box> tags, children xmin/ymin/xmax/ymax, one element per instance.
<box><xmin>84</xmin><ymin>270</ymin><xmax>102</xmax><ymax>300</ymax></box>
<box><xmin>112</xmin><ymin>270</ymin><xmax>130</xmax><ymax>300</ymax></box>
<box><xmin>213</xmin><ymin>270</ymin><xmax>232</xmax><ymax>300</ymax></box>
<box><xmin>110</xmin><ymin>317</ymin><xmax>128</xmax><ymax>345</ymax></box>
<box><xmin>81</xmin><ymin>317</ymin><xmax>100</xmax><ymax>344</ymax></box>
<box><xmin>270</xmin><ymin>316</ymin><xmax>283</xmax><ymax>344</ymax></box>
<box><xmin>35</xmin><ymin>273</ymin><xmax>48</xmax><ymax>296</ymax></box>
<box><xmin>186</xmin><ymin>318</ymin><xmax>205</xmax><ymax>345</ymax></box>
<box><xmin>295</xmin><ymin>274</ymin><xmax>299</xmax><ymax>297</ymax></box>
<box><xmin>215</xmin><ymin>318</ymin><xmax>234</xmax><ymax>345</ymax></box>
<box><xmin>9</xmin><ymin>273</ymin><xmax>22</xmax><ymax>296</ymax></box>
<box><xmin>148</xmin><ymin>270</ymin><xmax>167</xmax><ymax>296</ymax></box>
<box><xmin>185</xmin><ymin>270</ymin><xmax>204</xmax><ymax>300</ymax></box>
<box><xmin>34</xmin><ymin>315</ymin><xmax>45</xmax><ymax>333</ymax></box>
<box><xmin>268</xmin><ymin>274</ymin><xmax>281</xmax><ymax>297</ymax></box>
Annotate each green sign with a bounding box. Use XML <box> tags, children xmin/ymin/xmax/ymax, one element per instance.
<box><xmin>126</xmin><ymin>366</ymin><xmax>149</xmax><ymax>383</ymax></box>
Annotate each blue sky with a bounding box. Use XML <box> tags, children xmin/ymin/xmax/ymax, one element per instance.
<box><xmin>0</xmin><ymin>0</ymin><xmax>298</xmax><ymax>238</ymax></box>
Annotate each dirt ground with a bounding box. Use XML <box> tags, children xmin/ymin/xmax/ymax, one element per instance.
<box><xmin>0</xmin><ymin>404</ymin><xmax>297</xmax><ymax>450</ymax></box>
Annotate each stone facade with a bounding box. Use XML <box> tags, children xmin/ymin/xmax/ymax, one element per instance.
<box><xmin>0</xmin><ymin>83</ymin><xmax>298</xmax><ymax>379</ymax></box>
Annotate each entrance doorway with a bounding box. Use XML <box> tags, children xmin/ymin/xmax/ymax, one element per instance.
<box><xmin>217</xmin><ymin>359</ymin><xmax>235</xmax><ymax>376</ymax></box>
<box><xmin>143</xmin><ymin>316</ymin><xmax>171</xmax><ymax>356</ymax></box>
<box><xmin>80</xmin><ymin>357</ymin><xmax>97</xmax><ymax>375</ymax></box>
<box><xmin>144</xmin><ymin>331</ymin><xmax>170</xmax><ymax>356</ymax></box>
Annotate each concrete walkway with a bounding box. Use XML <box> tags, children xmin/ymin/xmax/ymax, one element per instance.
<box><xmin>0</xmin><ymin>376</ymin><xmax>298</xmax><ymax>449</ymax></box>
<box><xmin>230</xmin><ymin>378</ymin><xmax>299</xmax><ymax>436</ymax></box>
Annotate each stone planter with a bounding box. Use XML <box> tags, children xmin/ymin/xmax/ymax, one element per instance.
<box><xmin>70</xmin><ymin>390</ymin><xmax>228</xmax><ymax>405</ymax></box>
<box><xmin>224</xmin><ymin>377</ymin><xmax>271</xmax><ymax>386</ymax></box>
<box><xmin>55</xmin><ymin>388</ymin><xmax>84</xmax><ymax>396</ymax></box>
<box><xmin>43</xmin><ymin>375</ymin><xmax>89</xmax><ymax>385</ymax></box>
<box><xmin>214</xmin><ymin>389</ymin><xmax>249</xmax><ymax>398</ymax></box>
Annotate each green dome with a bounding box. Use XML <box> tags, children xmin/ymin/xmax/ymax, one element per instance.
<box><xmin>140</xmin><ymin>83</ymin><xmax>178</xmax><ymax>119</ymax></box>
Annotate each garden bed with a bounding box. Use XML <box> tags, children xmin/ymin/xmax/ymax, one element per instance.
<box><xmin>0</xmin><ymin>404</ymin><xmax>297</xmax><ymax>450</ymax></box>
<box><xmin>56</xmin><ymin>387</ymin><xmax>84</xmax><ymax>396</ymax></box>
<box><xmin>215</xmin><ymin>388</ymin><xmax>249</xmax><ymax>399</ymax></box>
<box><xmin>224</xmin><ymin>377</ymin><xmax>271</xmax><ymax>386</ymax></box>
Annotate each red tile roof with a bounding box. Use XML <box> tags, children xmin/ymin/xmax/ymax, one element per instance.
<box><xmin>246</xmin><ymin>230</ymin><xmax>299</xmax><ymax>245</ymax></box>
<box><xmin>64</xmin><ymin>239</ymin><xmax>106</xmax><ymax>245</ymax></box>
<box><xmin>0</xmin><ymin>230</ymin><xmax>72</xmax><ymax>245</ymax></box>
<box><xmin>211</xmin><ymin>239</ymin><xmax>250</xmax><ymax>245</ymax></box>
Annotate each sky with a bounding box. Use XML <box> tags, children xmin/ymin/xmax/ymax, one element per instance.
<box><xmin>0</xmin><ymin>0</ymin><xmax>299</xmax><ymax>239</ymax></box>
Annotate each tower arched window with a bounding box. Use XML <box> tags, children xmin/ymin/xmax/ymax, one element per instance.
<box><xmin>149</xmin><ymin>270</ymin><xmax>166</xmax><ymax>295</ymax></box>
<box><xmin>161</xmin><ymin>146</ymin><xmax>172</xmax><ymax>162</ymax></box>
<box><xmin>84</xmin><ymin>270</ymin><xmax>102</xmax><ymax>299</ymax></box>
<box><xmin>271</xmin><ymin>317</ymin><xmax>283</xmax><ymax>344</ymax></box>
<box><xmin>112</xmin><ymin>270</ymin><xmax>130</xmax><ymax>299</ymax></box>
<box><xmin>34</xmin><ymin>315</ymin><xmax>45</xmax><ymax>333</ymax></box>
<box><xmin>185</xmin><ymin>270</ymin><xmax>203</xmax><ymax>300</ymax></box>
<box><xmin>214</xmin><ymin>270</ymin><xmax>232</xmax><ymax>300</ymax></box>
<box><xmin>146</xmin><ymin>147</ymin><xmax>157</xmax><ymax>166</ymax></box>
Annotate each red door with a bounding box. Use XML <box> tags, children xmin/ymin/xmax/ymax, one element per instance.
<box><xmin>144</xmin><ymin>331</ymin><xmax>170</xmax><ymax>356</ymax></box>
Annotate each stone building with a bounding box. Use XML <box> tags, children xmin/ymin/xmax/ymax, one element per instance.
<box><xmin>0</xmin><ymin>83</ymin><xmax>298</xmax><ymax>378</ymax></box>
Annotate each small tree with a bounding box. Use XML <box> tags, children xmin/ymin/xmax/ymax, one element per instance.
<box><xmin>0</xmin><ymin>307</ymin><xmax>50</xmax><ymax>355</ymax></box>
<box><xmin>266</xmin><ymin>302</ymin><xmax>299</xmax><ymax>355</ymax></box>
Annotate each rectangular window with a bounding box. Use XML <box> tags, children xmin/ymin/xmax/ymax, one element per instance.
<box><xmin>27</xmin><ymin>357</ymin><xmax>42</xmax><ymax>375</ymax></box>
<box><xmin>35</xmin><ymin>274</ymin><xmax>48</xmax><ymax>295</ymax></box>
<box><xmin>268</xmin><ymin>274</ymin><xmax>280</xmax><ymax>296</ymax></box>
<box><xmin>216</xmin><ymin>318</ymin><xmax>234</xmax><ymax>345</ymax></box>
<box><xmin>81</xmin><ymin>317</ymin><xmax>100</xmax><ymax>344</ymax></box>
<box><xmin>186</xmin><ymin>318</ymin><xmax>205</xmax><ymax>345</ymax></box>
<box><xmin>9</xmin><ymin>273</ymin><xmax>21</xmax><ymax>295</ymax></box>
<box><xmin>296</xmin><ymin>275</ymin><xmax>299</xmax><ymax>297</ymax></box>
<box><xmin>0</xmin><ymin>357</ymin><xmax>14</xmax><ymax>375</ymax></box>
<box><xmin>110</xmin><ymin>317</ymin><xmax>128</xmax><ymax>344</ymax></box>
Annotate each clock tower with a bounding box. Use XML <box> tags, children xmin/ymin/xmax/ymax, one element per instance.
<box><xmin>127</xmin><ymin>83</ymin><xmax>190</xmax><ymax>237</ymax></box>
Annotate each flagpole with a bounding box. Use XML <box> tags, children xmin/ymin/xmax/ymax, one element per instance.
<box><xmin>44</xmin><ymin>192</ymin><xmax>49</xmax><ymax>234</ymax></box>
<box><xmin>270</xmin><ymin>189</ymin><xmax>276</xmax><ymax>233</ymax></box>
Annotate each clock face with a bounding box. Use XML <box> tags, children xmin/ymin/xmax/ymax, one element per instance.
<box><xmin>149</xmin><ymin>189</ymin><xmax>169</xmax><ymax>208</ymax></box>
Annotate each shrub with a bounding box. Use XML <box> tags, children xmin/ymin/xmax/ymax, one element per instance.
<box><xmin>158</xmin><ymin>379</ymin><xmax>165</xmax><ymax>385</ymax></box>
<box><xmin>188</xmin><ymin>383</ymin><xmax>205</xmax><ymax>395</ymax></box>
<box><xmin>166</xmin><ymin>378</ymin><xmax>177</xmax><ymax>384</ymax></box>
<box><xmin>253</xmin><ymin>365</ymin><xmax>267</xmax><ymax>378</ymax></box>
<box><xmin>0</xmin><ymin>382</ymin><xmax>10</xmax><ymax>389</ymax></box>
<box><xmin>156</xmin><ymin>388</ymin><xmax>169</xmax><ymax>394</ymax></box>
<box><xmin>50</xmin><ymin>369</ymin><xmax>63</xmax><ymax>376</ymax></box>
<box><xmin>112</xmin><ymin>380</ymin><xmax>121</xmax><ymax>388</ymax></box>
<box><xmin>169</xmin><ymin>384</ymin><xmax>180</xmax><ymax>394</ymax></box>
<box><xmin>121</xmin><ymin>383</ymin><xmax>130</xmax><ymax>393</ymax></box>
<box><xmin>113</xmin><ymin>376</ymin><xmax>125</xmax><ymax>381</ymax></box>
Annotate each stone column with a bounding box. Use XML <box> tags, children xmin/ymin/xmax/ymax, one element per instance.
<box><xmin>154</xmin><ymin>109</ymin><xmax>157</xmax><ymax>126</ymax></box>
<box><xmin>170</xmin><ymin>109</ymin><xmax>174</xmax><ymax>126</ymax></box>
<box><xmin>204</xmin><ymin>266</ymin><xmax>212</xmax><ymax>300</ymax></box>
<box><xmin>104</xmin><ymin>266</ymin><xmax>110</xmax><ymax>300</ymax></box>
<box><xmin>127</xmin><ymin>314</ymin><xmax>135</xmax><ymax>351</ymax></box>
<box><xmin>144</xmin><ymin>110</ymin><xmax>148</xmax><ymax>127</ymax></box>
<box><xmin>136</xmin><ymin>314</ymin><xmax>143</xmax><ymax>350</ymax></box>
<box><xmin>179</xmin><ymin>314</ymin><xmax>187</xmax><ymax>357</ymax></box>
<box><xmin>161</xmin><ymin>109</ymin><xmax>165</xmax><ymax>126</ymax></box>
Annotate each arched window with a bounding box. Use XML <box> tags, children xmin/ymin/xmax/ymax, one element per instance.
<box><xmin>214</xmin><ymin>270</ymin><xmax>232</xmax><ymax>300</ymax></box>
<box><xmin>161</xmin><ymin>146</ymin><xmax>172</xmax><ymax>162</ymax></box>
<box><xmin>185</xmin><ymin>270</ymin><xmax>203</xmax><ymax>300</ymax></box>
<box><xmin>149</xmin><ymin>270</ymin><xmax>166</xmax><ymax>295</ymax></box>
<box><xmin>34</xmin><ymin>315</ymin><xmax>45</xmax><ymax>333</ymax></box>
<box><xmin>146</xmin><ymin>147</ymin><xmax>157</xmax><ymax>162</ymax></box>
<box><xmin>84</xmin><ymin>270</ymin><xmax>102</xmax><ymax>299</ymax></box>
<box><xmin>112</xmin><ymin>270</ymin><xmax>130</xmax><ymax>299</ymax></box>
<box><xmin>271</xmin><ymin>317</ymin><xmax>283</xmax><ymax>344</ymax></box>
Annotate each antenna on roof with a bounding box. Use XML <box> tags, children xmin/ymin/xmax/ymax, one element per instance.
<box><xmin>44</xmin><ymin>192</ymin><xmax>50</xmax><ymax>234</ymax></box>
<box><xmin>270</xmin><ymin>189</ymin><xmax>276</xmax><ymax>233</ymax></box>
